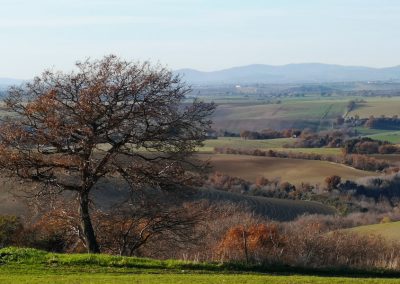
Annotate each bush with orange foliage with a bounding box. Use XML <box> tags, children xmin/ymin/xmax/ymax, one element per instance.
<box><xmin>324</xmin><ymin>175</ymin><xmax>342</xmax><ymax>191</ymax></box>
<box><xmin>217</xmin><ymin>223</ymin><xmax>285</xmax><ymax>263</ymax></box>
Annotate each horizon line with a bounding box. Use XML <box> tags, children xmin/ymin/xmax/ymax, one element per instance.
<box><xmin>176</xmin><ymin>62</ymin><xmax>400</xmax><ymax>73</ymax></box>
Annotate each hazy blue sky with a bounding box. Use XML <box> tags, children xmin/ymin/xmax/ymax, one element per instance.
<box><xmin>1</xmin><ymin>0</ymin><xmax>400</xmax><ymax>78</ymax></box>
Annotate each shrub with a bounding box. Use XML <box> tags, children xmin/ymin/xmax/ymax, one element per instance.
<box><xmin>217</xmin><ymin>223</ymin><xmax>285</xmax><ymax>263</ymax></box>
<box><xmin>380</xmin><ymin>216</ymin><xmax>392</xmax><ymax>224</ymax></box>
<box><xmin>0</xmin><ymin>216</ymin><xmax>23</xmax><ymax>248</ymax></box>
<box><xmin>324</xmin><ymin>175</ymin><xmax>342</xmax><ymax>191</ymax></box>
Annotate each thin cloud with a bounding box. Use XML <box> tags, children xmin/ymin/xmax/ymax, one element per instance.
<box><xmin>0</xmin><ymin>15</ymin><xmax>161</xmax><ymax>28</ymax></box>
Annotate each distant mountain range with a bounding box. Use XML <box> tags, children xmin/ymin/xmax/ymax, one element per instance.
<box><xmin>175</xmin><ymin>63</ymin><xmax>400</xmax><ymax>85</ymax></box>
<box><xmin>3</xmin><ymin>63</ymin><xmax>400</xmax><ymax>87</ymax></box>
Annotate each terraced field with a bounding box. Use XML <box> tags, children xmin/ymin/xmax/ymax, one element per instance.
<box><xmin>202</xmin><ymin>154</ymin><xmax>376</xmax><ymax>185</ymax></box>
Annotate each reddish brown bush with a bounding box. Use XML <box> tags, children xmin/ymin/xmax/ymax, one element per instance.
<box><xmin>324</xmin><ymin>175</ymin><xmax>342</xmax><ymax>191</ymax></box>
<box><xmin>217</xmin><ymin>223</ymin><xmax>285</xmax><ymax>263</ymax></box>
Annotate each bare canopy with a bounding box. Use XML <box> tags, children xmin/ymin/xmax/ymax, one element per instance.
<box><xmin>0</xmin><ymin>55</ymin><xmax>215</xmax><ymax>253</ymax></box>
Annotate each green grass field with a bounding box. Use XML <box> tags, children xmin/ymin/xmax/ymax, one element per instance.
<box><xmin>1</xmin><ymin>247</ymin><xmax>400</xmax><ymax>283</ymax></box>
<box><xmin>3</xmin><ymin>271</ymin><xmax>400</xmax><ymax>284</ymax></box>
<box><xmin>348</xmin><ymin>98</ymin><xmax>400</xmax><ymax>118</ymax></box>
<box><xmin>199</xmin><ymin>137</ymin><xmax>292</xmax><ymax>152</ymax></box>
<box><xmin>200</xmin><ymin>137</ymin><xmax>342</xmax><ymax>155</ymax></box>
<box><xmin>355</xmin><ymin>127</ymin><xmax>394</xmax><ymax>136</ymax></box>
<box><xmin>367</xmin><ymin>131</ymin><xmax>400</xmax><ymax>144</ymax></box>
<box><xmin>345</xmin><ymin>221</ymin><xmax>400</xmax><ymax>241</ymax></box>
<box><xmin>354</xmin><ymin>127</ymin><xmax>400</xmax><ymax>144</ymax></box>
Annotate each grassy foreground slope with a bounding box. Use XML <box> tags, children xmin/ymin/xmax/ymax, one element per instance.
<box><xmin>1</xmin><ymin>247</ymin><xmax>400</xmax><ymax>284</ymax></box>
<box><xmin>3</xmin><ymin>272</ymin><xmax>400</xmax><ymax>284</ymax></box>
<box><xmin>345</xmin><ymin>221</ymin><xmax>400</xmax><ymax>241</ymax></box>
<box><xmin>203</xmin><ymin>154</ymin><xmax>375</xmax><ymax>185</ymax></box>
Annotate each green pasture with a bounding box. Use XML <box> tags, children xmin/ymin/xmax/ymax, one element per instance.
<box><xmin>200</xmin><ymin>137</ymin><xmax>342</xmax><ymax>155</ymax></box>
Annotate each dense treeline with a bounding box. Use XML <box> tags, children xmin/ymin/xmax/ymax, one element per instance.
<box><xmin>287</xmin><ymin>129</ymin><xmax>353</xmax><ymax>148</ymax></box>
<box><xmin>206</xmin><ymin>171</ymin><xmax>400</xmax><ymax>213</ymax></box>
<box><xmin>240</xmin><ymin>128</ymin><xmax>302</xmax><ymax>140</ymax></box>
<box><xmin>365</xmin><ymin>116</ymin><xmax>400</xmax><ymax>130</ymax></box>
<box><xmin>287</xmin><ymin>129</ymin><xmax>398</xmax><ymax>154</ymax></box>
<box><xmin>343</xmin><ymin>137</ymin><xmax>399</xmax><ymax>154</ymax></box>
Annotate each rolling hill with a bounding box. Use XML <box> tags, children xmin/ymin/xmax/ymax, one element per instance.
<box><xmin>0</xmin><ymin>173</ymin><xmax>335</xmax><ymax>222</ymax></box>
<box><xmin>202</xmin><ymin>154</ymin><xmax>376</xmax><ymax>185</ymax></box>
<box><xmin>197</xmin><ymin>188</ymin><xmax>335</xmax><ymax>221</ymax></box>
<box><xmin>175</xmin><ymin>63</ymin><xmax>400</xmax><ymax>85</ymax></box>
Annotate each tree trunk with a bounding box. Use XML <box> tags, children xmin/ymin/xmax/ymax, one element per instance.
<box><xmin>78</xmin><ymin>191</ymin><xmax>100</xmax><ymax>253</ymax></box>
<box><xmin>242</xmin><ymin>229</ymin><xmax>249</xmax><ymax>264</ymax></box>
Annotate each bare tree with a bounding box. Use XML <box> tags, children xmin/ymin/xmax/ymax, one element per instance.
<box><xmin>96</xmin><ymin>197</ymin><xmax>205</xmax><ymax>257</ymax></box>
<box><xmin>0</xmin><ymin>55</ymin><xmax>215</xmax><ymax>253</ymax></box>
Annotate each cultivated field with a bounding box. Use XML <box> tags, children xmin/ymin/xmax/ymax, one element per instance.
<box><xmin>203</xmin><ymin>154</ymin><xmax>376</xmax><ymax>185</ymax></box>
<box><xmin>348</xmin><ymin>98</ymin><xmax>400</xmax><ymax>118</ymax></box>
<box><xmin>210</xmin><ymin>96</ymin><xmax>400</xmax><ymax>133</ymax></box>
<box><xmin>212</xmin><ymin>99</ymin><xmax>348</xmax><ymax>131</ymax></box>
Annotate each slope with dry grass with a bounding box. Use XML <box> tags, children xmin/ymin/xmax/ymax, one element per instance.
<box><xmin>344</xmin><ymin>221</ymin><xmax>400</xmax><ymax>241</ymax></box>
